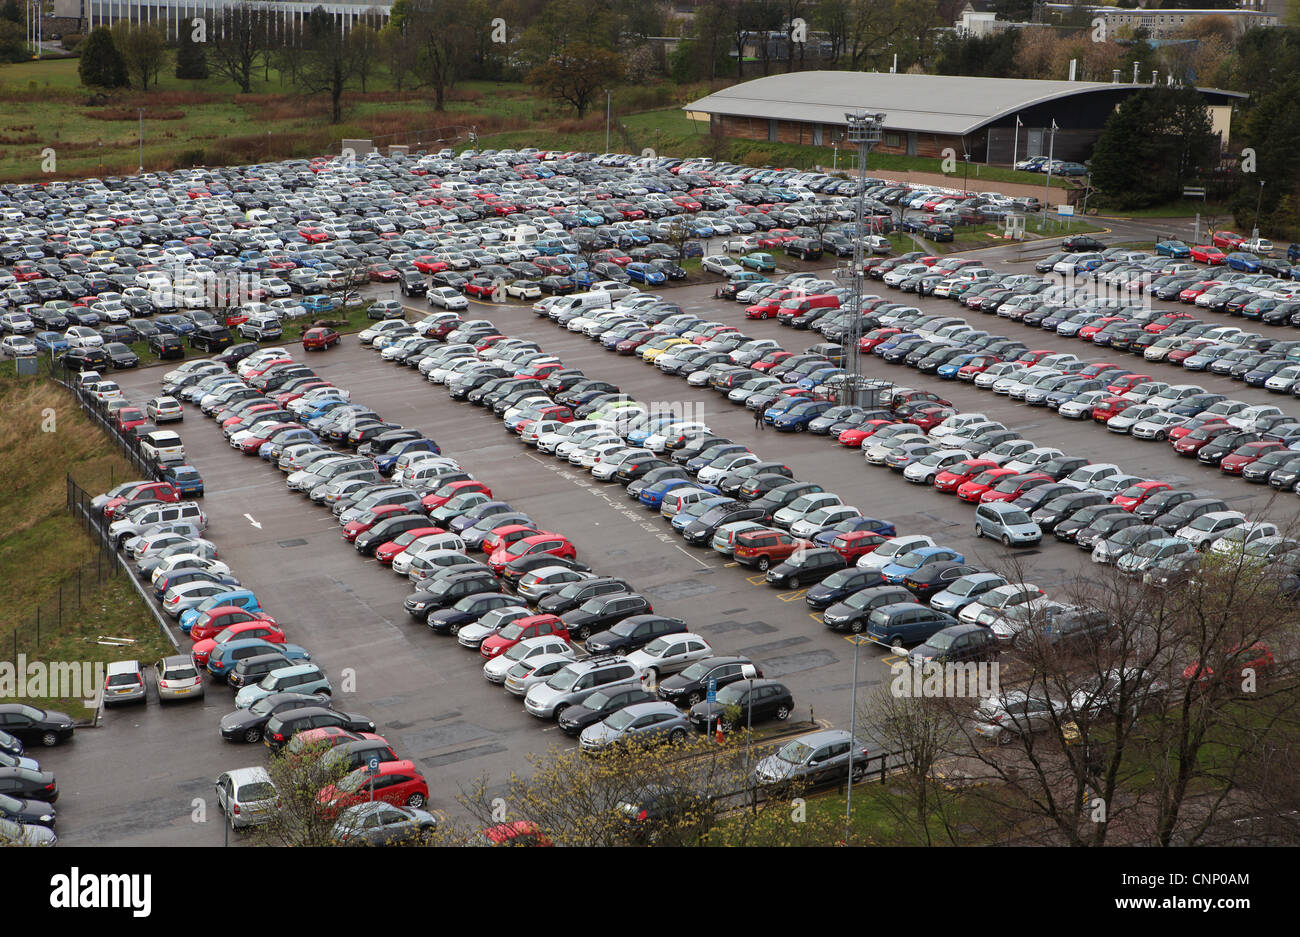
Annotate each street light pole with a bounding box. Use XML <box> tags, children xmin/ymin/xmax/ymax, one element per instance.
<box><xmin>741</xmin><ymin>663</ymin><xmax>758</xmax><ymax>812</ymax></box>
<box><xmin>1040</xmin><ymin>118</ymin><xmax>1057</xmax><ymax>230</ymax></box>
<box><xmin>605</xmin><ymin>90</ymin><xmax>612</xmax><ymax>154</ymax></box>
<box><xmin>842</xmin><ymin>110</ymin><xmax>886</xmax><ymax>408</ymax></box>
<box><xmin>1253</xmin><ymin>180</ymin><xmax>1266</xmax><ymax>237</ymax></box>
<box><xmin>137</xmin><ymin>107</ymin><xmax>145</xmax><ymax>174</ymax></box>
<box><xmin>844</xmin><ymin>634</ymin><xmax>864</xmax><ymax>845</ymax></box>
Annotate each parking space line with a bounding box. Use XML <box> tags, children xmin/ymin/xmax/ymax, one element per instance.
<box><xmin>745</xmin><ymin>573</ymin><xmax>767</xmax><ymax>585</ymax></box>
<box><xmin>777</xmin><ymin>588</ymin><xmax>808</xmax><ymax>603</ymax></box>
<box><xmin>808</xmin><ymin>612</ymin><xmax>824</xmax><ymax>624</ymax></box>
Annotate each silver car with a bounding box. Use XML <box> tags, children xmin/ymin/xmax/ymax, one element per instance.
<box><xmin>752</xmin><ymin>729</ymin><xmax>877</xmax><ymax>789</ymax></box>
<box><xmin>972</xmin><ymin>691</ymin><xmax>1063</xmax><ymax>745</ymax></box>
<box><xmin>482</xmin><ymin>635</ymin><xmax>574</xmax><ymax>684</ymax></box>
<box><xmin>215</xmin><ymin>766</ymin><xmax>278</xmax><ymax>830</ymax></box>
<box><xmin>514</xmin><ymin>565</ymin><xmax>593</xmax><ymax>602</ymax></box>
<box><xmin>626</xmin><ymin>633</ymin><xmax>713</xmax><ymax>682</ymax></box>
<box><xmin>503</xmin><ymin>653</ymin><xmax>575</xmax><ymax>697</ymax></box>
<box><xmin>154</xmin><ymin>655</ymin><xmax>205</xmax><ymax>702</ymax></box>
<box><xmin>578</xmin><ymin>701</ymin><xmax>692</xmax><ymax>753</ymax></box>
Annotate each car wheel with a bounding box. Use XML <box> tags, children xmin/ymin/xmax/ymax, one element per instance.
<box><xmin>757</xmin><ymin>556</ymin><xmax>770</xmax><ymax>571</ymax></box>
<box><xmin>552</xmin><ymin>704</ymin><xmax>568</xmax><ymax>721</ymax></box>
<box><xmin>669</xmin><ymin>728</ymin><xmax>686</xmax><ymax>743</ymax></box>
<box><xmin>41</xmin><ymin>731</ymin><xmax>59</xmax><ymax>747</ymax></box>
<box><xmin>973</xmin><ymin>524</ymin><xmax>981</xmax><ymax>538</ymax></box>
<box><xmin>1156</xmin><ymin>431</ymin><xmax>1167</xmax><ymax>441</ymax></box>
<box><xmin>851</xmin><ymin>761</ymin><xmax>866</xmax><ymax>782</ymax></box>
<box><xmin>850</xmin><ymin>619</ymin><xmax>864</xmax><ymax>634</ymax></box>
<box><xmin>775</xmin><ymin>704</ymin><xmax>791</xmax><ymax>721</ymax></box>
<box><xmin>891</xmin><ymin>637</ymin><xmax>904</xmax><ymax>650</ymax></box>
<box><xmin>244</xmin><ymin>727</ymin><xmax>262</xmax><ymax>743</ymax></box>
<box><xmin>406</xmin><ymin>793</ymin><xmax>426</xmax><ymax>808</ymax></box>
<box><xmin>687</xmin><ymin>692</ymin><xmax>703</xmax><ymax>706</ymax></box>
<box><xmin>997</xmin><ymin>729</ymin><xmax>1015</xmax><ymax>746</ymax></box>
<box><xmin>574</xmin><ymin>626</ymin><xmax>590</xmax><ymax>641</ymax></box>
<box><xmin>448</xmin><ymin>623</ymin><xmax>461</xmax><ymax>636</ymax></box>
<box><xmin>794</xmin><ymin>423</ymin><xmax>806</xmax><ymax>433</ymax></box>
<box><xmin>1002</xmin><ymin>534</ymin><xmax>1012</xmax><ymax>547</ymax></box>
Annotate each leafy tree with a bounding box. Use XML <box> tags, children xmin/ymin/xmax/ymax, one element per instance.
<box><xmin>0</xmin><ymin>19</ymin><xmax>28</xmax><ymax>64</ymax></box>
<box><xmin>348</xmin><ymin>23</ymin><xmax>380</xmax><ymax>93</ymax></box>
<box><xmin>112</xmin><ymin>22</ymin><xmax>168</xmax><ymax>90</ymax></box>
<box><xmin>175</xmin><ymin>17</ymin><xmax>209</xmax><ymax>79</ymax></box>
<box><xmin>405</xmin><ymin>0</ymin><xmax>470</xmax><ymax>112</ymax></box>
<box><xmin>1090</xmin><ymin>86</ymin><xmax>1218</xmax><ymax>209</ymax></box>
<box><xmin>78</xmin><ymin>26</ymin><xmax>129</xmax><ymax>89</ymax></box>
<box><xmin>528</xmin><ymin>41</ymin><xmax>621</xmax><ymax>118</ymax></box>
<box><xmin>0</xmin><ymin>0</ymin><xmax>20</xmax><ymax>24</ymax></box>
<box><xmin>1230</xmin><ymin>78</ymin><xmax>1300</xmax><ymax>238</ymax></box>
<box><xmin>934</xmin><ymin>29</ymin><xmax>1019</xmax><ymax>78</ymax></box>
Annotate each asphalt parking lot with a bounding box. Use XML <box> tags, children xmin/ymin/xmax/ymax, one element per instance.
<box><xmin>46</xmin><ymin>234</ymin><xmax>1300</xmax><ymax>845</ymax></box>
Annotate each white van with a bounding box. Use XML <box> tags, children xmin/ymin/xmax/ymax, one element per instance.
<box><xmin>551</xmin><ymin>292</ymin><xmax>612</xmax><ymax>315</ymax></box>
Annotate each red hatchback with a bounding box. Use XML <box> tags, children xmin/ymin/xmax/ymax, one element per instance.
<box><xmin>191</xmin><ymin>620</ymin><xmax>286</xmax><ymax>667</ymax></box>
<box><xmin>1091</xmin><ymin>396</ymin><xmax>1136</xmax><ymax>424</ymax></box>
<box><xmin>979</xmin><ymin>472</ymin><xmax>1054</xmax><ymax>504</ymax></box>
<box><xmin>421</xmin><ymin>479</ymin><xmax>493</xmax><ymax>512</ymax></box>
<box><xmin>374</xmin><ymin>526</ymin><xmax>445</xmax><ymax>565</ymax></box>
<box><xmin>933</xmin><ymin>459</ymin><xmax>1000</xmax><ymax>494</ymax></box>
<box><xmin>303</xmin><ymin>327</ymin><xmax>341</xmax><ymax>351</ymax></box>
<box><xmin>828</xmin><ymin>531</ymin><xmax>891</xmax><ymax>562</ymax></box>
<box><xmin>956</xmin><ymin>468</ymin><xmax>1019</xmax><ymax>503</ymax></box>
<box><xmin>1106</xmin><ymin>373</ymin><xmax>1152</xmax><ymax>395</ymax></box>
<box><xmin>189</xmin><ymin>607</ymin><xmax>278</xmax><ymax>643</ymax></box>
<box><xmin>480</xmin><ymin>523</ymin><xmax>540</xmax><ymax>556</ymax></box>
<box><xmin>1111</xmin><ymin>480</ymin><xmax>1172</xmax><ymax>511</ymax></box>
<box><xmin>488</xmin><ymin>532</ymin><xmax>577</xmax><ymax>575</ymax></box>
<box><xmin>837</xmin><ymin>419</ymin><xmax>895</xmax><ymax>448</ymax></box>
<box><xmin>343</xmin><ymin>503</ymin><xmax>416</xmax><ymax>542</ymax></box>
<box><xmin>1172</xmin><ymin>423</ymin><xmax>1236</xmax><ymax>455</ymax></box>
<box><xmin>1220</xmin><ymin>440</ymin><xmax>1285</xmax><ymax>475</ymax></box>
<box><xmin>317</xmin><ymin>760</ymin><xmax>429</xmax><ymax>816</ymax></box>
<box><xmin>479</xmin><ymin>613</ymin><xmax>569</xmax><ymax>658</ymax></box>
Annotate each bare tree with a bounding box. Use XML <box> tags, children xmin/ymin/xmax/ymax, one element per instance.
<box><xmin>209</xmin><ymin>2</ymin><xmax>269</xmax><ymax>93</ymax></box>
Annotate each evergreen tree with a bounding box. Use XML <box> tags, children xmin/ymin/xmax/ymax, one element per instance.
<box><xmin>0</xmin><ymin>0</ymin><xmax>21</xmax><ymax>24</ymax></box>
<box><xmin>1090</xmin><ymin>87</ymin><xmax>1217</xmax><ymax>209</ymax></box>
<box><xmin>78</xmin><ymin>26</ymin><xmax>129</xmax><ymax>89</ymax></box>
<box><xmin>175</xmin><ymin>19</ymin><xmax>209</xmax><ymax>79</ymax></box>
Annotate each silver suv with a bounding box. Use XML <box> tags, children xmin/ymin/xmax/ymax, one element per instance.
<box><xmin>523</xmin><ymin>655</ymin><xmax>641</xmax><ymax>720</ymax></box>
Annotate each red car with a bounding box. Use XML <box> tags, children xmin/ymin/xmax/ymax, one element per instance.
<box><xmin>316</xmin><ymin>760</ymin><xmax>429</xmax><ymax>816</ymax></box>
<box><xmin>191</xmin><ymin>620</ymin><xmax>286</xmax><ymax>668</ymax></box>
<box><xmin>300</xmin><ymin>228</ymin><xmax>330</xmax><ymax>243</ymax></box>
<box><xmin>1172</xmin><ymin>423</ymin><xmax>1237</xmax><ymax>455</ymax></box>
<box><xmin>933</xmin><ymin>459</ymin><xmax>999</xmax><ymax>494</ymax></box>
<box><xmin>421</xmin><ymin>479</ymin><xmax>492</xmax><ymax>512</ymax></box>
<box><xmin>1143</xmin><ymin>312</ymin><xmax>1193</xmax><ymax>334</ymax></box>
<box><xmin>744</xmin><ymin>297</ymin><xmax>785</xmax><ymax>320</ymax></box>
<box><xmin>102</xmin><ymin>481</ymin><xmax>181</xmax><ymax>519</ymax></box>
<box><xmin>1167</xmin><ymin>340</ymin><xmax>1216</xmax><ymax>366</ymax></box>
<box><xmin>1077</xmin><ymin>318</ymin><xmax>1127</xmax><ymax>341</ymax></box>
<box><xmin>828</xmin><ymin>531</ymin><xmax>892</xmax><ymax>562</ymax></box>
<box><xmin>114</xmin><ymin>406</ymin><xmax>148</xmax><ymax>432</ymax></box>
<box><xmin>1210</xmin><ymin>231</ymin><xmax>1244</xmax><ymax>250</ymax></box>
<box><xmin>858</xmin><ymin>328</ymin><xmax>901</xmax><ymax>353</ymax></box>
<box><xmin>979</xmin><ymin>472</ymin><xmax>1054</xmax><ymax>504</ymax></box>
<box><xmin>1106</xmin><ymin>373</ymin><xmax>1152</xmax><ymax>395</ymax></box>
<box><xmin>1167</xmin><ymin>415</ymin><xmax>1230</xmax><ymax>443</ymax></box>
<box><xmin>488</xmin><ymin>532</ymin><xmax>577</xmax><ymax>574</ymax></box>
<box><xmin>374</xmin><ymin>526</ymin><xmax>445</xmax><ymax>565</ymax></box>
<box><xmin>472</xmin><ymin>821</ymin><xmax>552</xmax><ymax>846</ymax></box>
<box><xmin>303</xmin><ymin>327</ymin><xmax>341</xmax><ymax>351</ymax></box>
<box><xmin>908</xmin><ymin>405</ymin><xmax>956</xmax><ymax>433</ymax></box>
<box><xmin>343</xmin><ymin>503</ymin><xmax>418</xmax><ymax>542</ymax></box>
<box><xmin>189</xmin><ymin>607</ymin><xmax>278</xmax><ymax>643</ymax></box>
<box><xmin>1178</xmin><ymin>280</ymin><xmax>1219</xmax><ymax>302</ymax></box>
<box><xmin>956</xmin><ymin>467</ymin><xmax>1020</xmax><ymax>503</ymax></box>
<box><xmin>837</xmin><ymin>419</ymin><xmax>896</xmax><ymax>448</ymax></box>
<box><xmin>239</xmin><ymin>422</ymin><xmax>298</xmax><ymax>454</ymax></box>
<box><xmin>478</xmin><ymin>613</ymin><xmax>569</xmax><ymax>658</ymax></box>
<box><xmin>1220</xmin><ymin>440</ymin><xmax>1285</xmax><ymax>475</ymax></box>
<box><xmin>1182</xmin><ymin>642</ymin><xmax>1272</xmax><ymax>685</ymax></box>
<box><xmin>1091</xmin><ymin>396</ymin><xmax>1137</xmax><ymax>424</ymax></box>
<box><xmin>956</xmin><ymin>355</ymin><xmax>1000</xmax><ymax>380</ymax></box>
<box><xmin>1111</xmin><ymin>480</ymin><xmax>1172</xmax><ymax>511</ymax></box>
<box><xmin>480</xmin><ymin>523</ymin><xmax>541</xmax><ymax>556</ymax></box>
<box><xmin>751</xmin><ymin>351</ymin><xmax>794</xmax><ymax>372</ymax></box>
<box><xmin>413</xmin><ymin>255</ymin><xmax>449</xmax><ymax>274</ymax></box>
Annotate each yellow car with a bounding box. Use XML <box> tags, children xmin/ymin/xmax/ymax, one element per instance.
<box><xmin>641</xmin><ymin>337</ymin><xmax>690</xmax><ymax>362</ymax></box>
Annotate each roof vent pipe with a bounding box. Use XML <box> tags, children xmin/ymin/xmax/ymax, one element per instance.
<box><xmin>1112</xmin><ymin>69</ymin><xmax>1121</xmax><ymax>84</ymax></box>
<box><xmin>1068</xmin><ymin>58</ymin><xmax>1077</xmax><ymax>81</ymax></box>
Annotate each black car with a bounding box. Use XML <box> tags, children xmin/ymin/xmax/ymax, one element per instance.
<box><xmin>0</xmin><ymin>766</ymin><xmax>58</xmax><ymax>802</ymax></box>
<box><xmin>907</xmin><ymin>623</ymin><xmax>1001</xmax><ymax>668</ymax></box>
<box><xmin>218</xmin><ymin>691</ymin><xmax>333</xmax><ymax>743</ymax></box>
<box><xmin>557</xmin><ymin>685</ymin><xmax>659</xmax><ymax>736</ymax></box>
<box><xmin>227</xmin><ymin>654</ymin><xmax>300</xmax><ymax>691</ymax></box>
<box><xmin>681</xmin><ymin>503</ymin><xmax>767</xmax><ymax>545</ymax></box>
<box><xmin>263</xmin><ymin>706</ymin><xmax>377</xmax><ymax>750</ymax></box>
<box><xmin>764</xmin><ymin>547</ymin><xmax>847</xmax><ymax>588</ymax></box>
<box><xmin>61</xmin><ymin>347</ymin><xmax>109</xmax><ymax>371</ymax></box>
<box><xmin>215</xmin><ymin>341</ymin><xmax>259</xmax><ymax>367</ymax></box>
<box><xmin>403</xmin><ymin>570</ymin><xmax>503</xmax><ymax>620</ymax></box>
<box><xmin>901</xmin><ymin>561</ymin><xmax>982</xmax><ymax>601</ymax></box>
<box><xmin>0</xmin><ymin>704</ymin><xmax>74</xmax><ymax>747</ymax></box>
<box><xmin>820</xmin><ymin>585</ymin><xmax>917</xmax><ymax>634</ymax></box>
<box><xmin>426</xmin><ymin>592</ymin><xmax>529</xmax><ymax>636</ymax></box>
<box><xmin>1134</xmin><ymin>488</ymin><xmax>1198</xmax><ymax>522</ymax></box>
<box><xmin>655</xmin><ymin>656</ymin><xmax>761</xmax><ymax>708</ymax></box>
<box><xmin>688</xmin><ymin>679</ymin><xmax>794</xmax><ymax>732</ymax></box>
<box><xmin>190</xmin><ymin>324</ymin><xmax>234</xmax><ymax>352</ymax></box>
<box><xmin>1054</xmin><ymin>504</ymin><xmax>1128</xmax><ymax>543</ymax></box>
<box><xmin>148</xmin><ymin>332</ymin><xmax>185</xmax><ymax>359</ymax></box>
<box><xmin>1152</xmin><ymin>497</ymin><xmax>1229</xmax><ymax>534</ymax></box>
<box><xmin>0</xmin><ymin>791</ymin><xmax>56</xmax><ymax>827</ymax></box>
<box><xmin>1031</xmin><ymin>490</ymin><xmax>1107</xmax><ymax>532</ymax></box>
<box><xmin>0</xmin><ymin>730</ymin><xmax>23</xmax><ymax>758</ymax></box>
<box><xmin>537</xmin><ymin>577</ymin><xmax>633</xmax><ymax>615</ymax></box>
<box><xmin>581</xmin><ymin>610</ymin><xmax>680</xmax><ymax>653</ymax></box>
<box><xmin>102</xmin><ymin>341</ymin><xmax>139</xmax><ymax>368</ymax></box>
<box><xmin>353</xmin><ymin>513</ymin><xmax>431</xmax><ymax>556</ymax></box>
<box><xmin>500</xmin><ymin>552</ymin><xmax>590</xmax><ymax>586</ymax></box>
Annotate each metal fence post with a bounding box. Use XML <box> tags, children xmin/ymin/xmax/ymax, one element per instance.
<box><xmin>35</xmin><ymin>608</ymin><xmax>39</xmax><ymax>646</ymax></box>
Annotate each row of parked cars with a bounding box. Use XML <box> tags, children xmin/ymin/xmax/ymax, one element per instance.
<box><xmin>0</xmin><ymin>703</ymin><xmax>69</xmax><ymax>846</ymax></box>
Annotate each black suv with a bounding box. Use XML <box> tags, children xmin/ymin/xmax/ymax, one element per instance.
<box><xmin>537</xmin><ymin>577</ymin><xmax>632</xmax><ymax>615</ymax></box>
<box><xmin>583</xmin><ymin>614</ymin><xmax>688</xmax><ymax>655</ymax></box>
<box><xmin>656</xmin><ymin>656</ymin><xmax>760</xmax><ymax>708</ymax></box>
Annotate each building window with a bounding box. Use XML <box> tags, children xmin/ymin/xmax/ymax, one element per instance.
<box><xmin>769</xmin><ymin>119</ymin><xmax>778</xmax><ymax>143</ymax></box>
<box><xmin>884</xmin><ymin>133</ymin><xmax>901</xmax><ymax>148</ymax></box>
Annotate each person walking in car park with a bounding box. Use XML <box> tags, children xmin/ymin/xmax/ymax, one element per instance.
<box><xmin>754</xmin><ymin>407</ymin><xmax>765</xmax><ymax>430</ymax></box>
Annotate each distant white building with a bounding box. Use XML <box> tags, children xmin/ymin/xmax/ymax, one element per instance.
<box><xmin>1036</xmin><ymin>3</ymin><xmax>1279</xmax><ymax>39</ymax></box>
<box><xmin>55</xmin><ymin>0</ymin><xmax>393</xmax><ymax>37</ymax></box>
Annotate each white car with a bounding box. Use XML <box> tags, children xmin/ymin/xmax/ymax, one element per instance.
<box><xmin>484</xmin><ymin>636</ymin><xmax>575</xmax><ymax>684</ymax></box>
<box><xmin>772</xmin><ymin>492</ymin><xmax>844</xmax><ymax>530</ymax></box>
<box><xmin>626</xmin><ymin>633</ymin><xmax>713</xmax><ymax>682</ymax></box>
<box><xmin>457</xmin><ymin>605</ymin><xmax>536</xmax><ymax>651</ymax></box>
<box><xmin>427</xmin><ymin>287</ymin><xmax>469</xmax><ymax>310</ymax></box>
<box><xmin>1129</xmin><ymin>411</ymin><xmax>1187</xmax><ymax>440</ymax></box>
<box><xmin>1058</xmin><ymin>462</ymin><xmax>1120</xmax><ymax>491</ymax></box>
<box><xmin>959</xmin><ymin>582</ymin><xmax>1048</xmax><ymax>628</ymax></box>
<box><xmin>1176</xmin><ymin>511</ymin><xmax>1248</xmax><ymax>550</ymax></box>
<box><xmin>1002</xmin><ymin>447</ymin><xmax>1066</xmax><ymax>475</ymax></box>
<box><xmin>0</xmin><ymin>335</ymin><xmax>37</xmax><ymax>357</ymax></box>
<box><xmin>702</xmin><ymin>255</ymin><xmax>742</xmax><ymax>276</ymax></box>
<box><xmin>65</xmin><ymin>326</ymin><xmax>103</xmax><ymax>349</ymax></box>
<box><xmin>506</xmin><ymin>281</ymin><xmax>542</xmax><ymax>300</ymax></box>
<box><xmin>902</xmin><ymin>449</ymin><xmax>971</xmax><ymax>485</ymax></box>
<box><xmin>857</xmin><ymin>534</ymin><xmax>936</xmax><ymax>572</ymax></box>
<box><xmin>503</xmin><ymin>653</ymin><xmax>578</xmax><ymax>697</ymax></box>
<box><xmin>1208</xmin><ymin>521</ymin><xmax>1279</xmax><ymax>557</ymax></box>
<box><xmin>789</xmin><ymin>505</ymin><xmax>862</xmax><ymax>539</ymax></box>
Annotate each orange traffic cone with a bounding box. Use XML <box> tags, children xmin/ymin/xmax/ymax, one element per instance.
<box><xmin>715</xmin><ymin>718</ymin><xmax>724</xmax><ymax>745</ymax></box>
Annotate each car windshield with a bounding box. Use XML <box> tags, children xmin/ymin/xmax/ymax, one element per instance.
<box><xmin>643</xmin><ymin>637</ymin><xmax>673</xmax><ymax>656</ymax></box>
<box><xmin>716</xmin><ymin>684</ymin><xmax>746</xmax><ymax>704</ymax></box>
<box><xmin>604</xmin><ymin>708</ymin><xmax>637</xmax><ymax>731</ymax></box>
<box><xmin>1189</xmin><ymin>514</ymin><xmax>1225</xmax><ymax>531</ymax></box>
<box><xmin>1000</xmin><ymin>510</ymin><xmax>1032</xmax><ymax>525</ymax></box>
<box><xmin>547</xmin><ymin>667</ymin><xmax>581</xmax><ymax>690</ymax></box>
<box><xmin>894</xmin><ymin>550</ymin><xmax>929</xmax><ymax>568</ymax></box>
<box><xmin>926</xmin><ymin>632</ymin><xmax>956</xmax><ymax>650</ymax></box>
<box><xmin>678</xmin><ymin>661</ymin><xmax>712</xmax><ymax>681</ymax></box>
<box><xmin>776</xmin><ymin>739</ymin><xmax>814</xmax><ymax>765</ymax></box>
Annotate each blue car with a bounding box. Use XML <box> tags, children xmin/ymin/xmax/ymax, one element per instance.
<box><xmin>772</xmin><ymin>399</ymin><xmax>834</xmax><ymax>431</ymax></box>
<box><xmin>810</xmin><ymin>516</ymin><xmax>898</xmax><ymax>549</ymax></box>
<box><xmin>1155</xmin><ymin>240</ymin><xmax>1190</xmax><ymax>258</ymax></box>
<box><xmin>302</xmin><ymin>294</ymin><xmax>334</xmax><ymax>313</ymax></box>
<box><xmin>763</xmin><ymin>395</ymin><xmax>813</xmax><ymax>426</ymax></box>
<box><xmin>626</xmin><ymin>262</ymin><xmax>666</xmax><ymax>286</ymax></box>
<box><xmin>671</xmin><ymin>496</ymin><xmax>734</xmax><ymax>532</ymax></box>
<box><xmin>937</xmin><ymin>354</ymin><xmax>981</xmax><ymax>379</ymax></box>
<box><xmin>375</xmin><ymin>438</ymin><xmax>441</xmax><ymax>475</ymax></box>
<box><xmin>640</xmin><ymin>478</ymin><xmax>715</xmax><ymax>510</ymax></box>
<box><xmin>207</xmin><ymin>639</ymin><xmax>311</xmax><ymax>680</ymax></box>
<box><xmin>1225</xmin><ymin>252</ymin><xmax>1261</xmax><ymax>272</ymax></box>
<box><xmin>160</xmin><ymin>464</ymin><xmax>204</xmax><ymax>497</ymax></box>
<box><xmin>179</xmin><ymin>589</ymin><xmax>265</xmax><ymax>634</ymax></box>
<box><xmin>627</xmin><ymin>416</ymin><xmax>681</xmax><ymax>446</ymax></box>
<box><xmin>155</xmin><ymin>314</ymin><xmax>194</xmax><ymax>335</ymax></box>
<box><xmin>880</xmin><ymin>546</ymin><xmax>967</xmax><ymax>585</ymax></box>
<box><xmin>32</xmin><ymin>331</ymin><xmax>70</xmax><ymax>355</ymax></box>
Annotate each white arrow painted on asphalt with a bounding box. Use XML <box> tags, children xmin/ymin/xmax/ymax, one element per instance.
<box><xmin>244</xmin><ymin>513</ymin><xmax>263</xmax><ymax>529</ymax></box>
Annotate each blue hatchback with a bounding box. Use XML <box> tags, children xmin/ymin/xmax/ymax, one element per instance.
<box><xmin>160</xmin><ymin>464</ymin><xmax>204</xmax><ymax>497</ymax></box>
<box><xmin>179</xmin><ymin>589</ymin><xmax>264</xmax><ymax>634</ymax></box>
<box><xmin>880</xmin><ymin>546</ymin><xmax>966</xmax><ymax>584</ymax></box>
<box><xmin>207</xmin><ymin>639</ymin><xmax>311</xmax><ymax>680</ymax></box>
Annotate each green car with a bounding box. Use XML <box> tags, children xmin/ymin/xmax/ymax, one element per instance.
<box><xmin>730</xmin><ymin>271</ymin><xmax>769</xmax><ymax>285</ymax></box>
<box><xmin>741</xmin><ymin>252</ymin><xmax>777</xmax><ymax>272</ymax></box>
